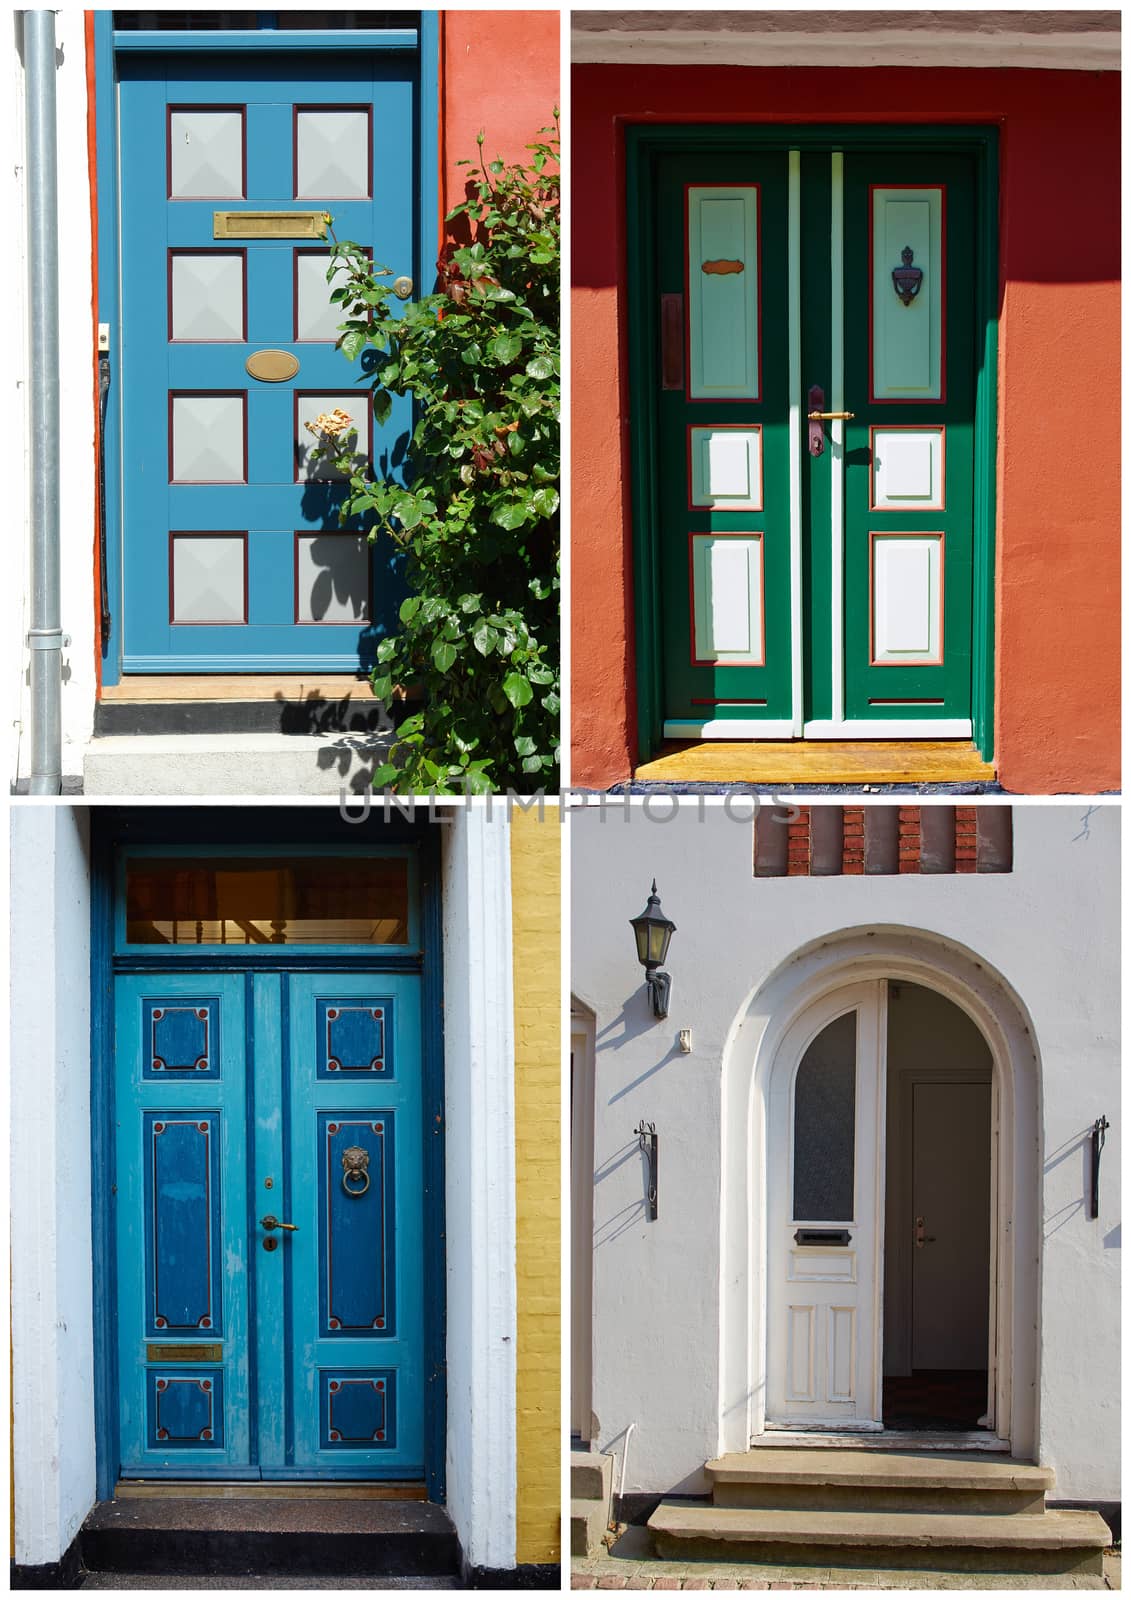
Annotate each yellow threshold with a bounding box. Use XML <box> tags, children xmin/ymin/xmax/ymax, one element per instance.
<box><xmin>114</xmin><ymin>1480</ymin><xmax>427</xmax><ymax>1500</ymax></box>
<box><xmin>101</xmin><ymin>676</ymin><xmax>369</xmax><ymax>703</ymax></box>
<box><xmin>635</xmin><ymin>740</ymin><xmax>995</xmax><ymax>786</ymax></box>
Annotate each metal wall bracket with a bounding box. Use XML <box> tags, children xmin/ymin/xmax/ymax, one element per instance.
<box><xmin>636</xmin><ymin>1120</ymin><xmax>658</xmax><ymax>1221</ymax></box>
<box><xmin>1089</xmin><ymin>1115</ymin><xmax>1109</xmax><ymax>1220</ymax></box>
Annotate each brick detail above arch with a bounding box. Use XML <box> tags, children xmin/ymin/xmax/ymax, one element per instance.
<box><xmin>754</xmin><ymin>805</ymin><xmax>1011</xmax><ymax>877</ymax></box>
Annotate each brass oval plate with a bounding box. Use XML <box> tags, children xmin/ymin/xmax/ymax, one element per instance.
<box><xmin>246</xmin><ymin>349</ymin><xmax>300</xmax><ymax>383</ymax></box>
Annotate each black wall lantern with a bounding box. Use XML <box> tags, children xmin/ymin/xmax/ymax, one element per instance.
<box><xmin>630</xmin><ymin>880</ymin><xmax>676</xmax><ymax>1019</ymax></box>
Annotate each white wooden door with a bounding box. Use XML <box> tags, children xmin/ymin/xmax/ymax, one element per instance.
<box><xmin>767</xmin><ymin>983</ymin><xmax>886</xmax><ymax>1428</ymax></box>
<box><xmin>911</xmin><ymin>1080</ymin><xmax>992</xmax><ymax>1369</ymax></box>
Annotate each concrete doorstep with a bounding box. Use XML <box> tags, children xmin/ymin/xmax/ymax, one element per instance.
<box><xmin>571</xmin><ymin>1524</ymin><xmax>1122</xmax><ymax>1591</ymax></box>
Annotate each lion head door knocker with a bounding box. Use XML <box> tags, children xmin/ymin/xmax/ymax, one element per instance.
<box><xmin>891</xmin><ymin>245</ymin><xmax>923</xmax><ymax>307</ymax></box>
<box><xmin>341</xmin><ymin>1145</ymin><xmax>371</xmax><ymax>1196</ymax></box>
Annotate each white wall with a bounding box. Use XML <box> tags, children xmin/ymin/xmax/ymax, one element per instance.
<box><xmin>441</xmin><ymin>803</ymin><xmax>518</xmax><ymax>1569</ymax></box>
<box><xmin>571</xmin><ymin>801</ymin><xmax>1120</xmax><ymax>1502</ymax></box>
<box><xmin>10</xmin><ymin>804</ymin><xmax>96</xmax><ymax>1566</ymax></box>
<box><xmin>6</xmin><ymin>11</ymin><xmax>99</xmax><ymax>789</ymax></box>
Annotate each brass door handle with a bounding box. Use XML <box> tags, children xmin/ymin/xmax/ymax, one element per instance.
<box><xmin>807</xmin><ymin>410</ymin><xmax>856</xmax><ymax>420</ymax></box>
<box><xmin>261</xmin><ymin>1214</ymin><xmax>299</xmax><ymax>1232</ymax></box>
<box><xmin>914</xmin><ymin>1215</ymin><xmax>936</xmax><ymax>1248</ymax></box>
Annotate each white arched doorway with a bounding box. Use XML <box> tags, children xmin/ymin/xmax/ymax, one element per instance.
<box><xmin>719</xmin><ymin>927</ymin><xmax>1041</xmax><ymax>1460</ymax></box>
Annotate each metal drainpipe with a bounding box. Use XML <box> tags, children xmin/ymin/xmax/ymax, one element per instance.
<box><xmin>25</xmin><ymin>9</ymin><xmax>63</xmax><ymax>794</ymax></box>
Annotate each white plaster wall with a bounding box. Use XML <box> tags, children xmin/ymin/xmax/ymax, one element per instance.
<box><xmin>5</xmin><ymin>11</ymin><xmax>98</xmax><ymax>790</ymax></box>
<box><xmin>10</xmin><ymin>804</ymin><xmax>96</xmax><ymax>1565</ymax></box>
<box><xmin>5</xmin><ymin>10</ymin><xmax>97</xmax><ymax>787</ymax></box>
<box><xmin>571</xmin><ymin>801</ymin><xmax>1120</xmax><ymax>1502</ymax></box>
<box><xmin>441</xmin><ymin>803</ymin><xmax>518</xmax><ymax>1569</ymax></box>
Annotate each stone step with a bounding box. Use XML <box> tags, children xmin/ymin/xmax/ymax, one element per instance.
<box><xmin>571</xmin><ymin>1497</ymin><xmax>611</xmax><ymax>1559</ymax></box>
<box><xmin>571</xmin><ymin>1449</ymin><xmax>614</xmax><ymax>1503</ymax></box>
<box><xmin>80</xmin><ymin>1498</ymin><xmax>460</xmax><ymax>1580</ymax></box>
<box><xmin>648</xmin><ymin>1503</ymin><xmax>1111</xmax><ymax>1577</ymax></box>
<box><xmin>707</xmin><ymin>1449</ymin><xmax>1053</xmax><ymax>1514</ymax></box>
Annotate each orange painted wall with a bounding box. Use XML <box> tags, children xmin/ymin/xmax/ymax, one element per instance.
<box><xmin>440</xmin><ymin>11</ymin><xmax>559</xmax><ymax>233</ymax></box>
<box><xmin>571</xmin><ymin>67</ymin><xmax>1120</xmax><ymax>794</ymax></box>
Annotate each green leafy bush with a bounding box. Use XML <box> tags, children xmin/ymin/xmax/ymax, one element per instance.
<box><xmin>319</xmin><ymin>117</ymin><xmax>560</xmax><ymax>794</ymax></box>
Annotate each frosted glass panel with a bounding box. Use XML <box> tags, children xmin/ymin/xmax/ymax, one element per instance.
<box><xmin>296</xmin><ymin>394</ymin><xmax>366</xmax><ymax>481</ymax></box>
<box><xmin>172</xmin><ymin>395</ymin><xmax>245</xmax><ymax>482</ymax></box>
<box><xmin>296</xmin><ymin>109</ymin><xmax>370</xmax><ymax>199</ymax></box>
<box><xmin>169</xmin><ymin>109</ymin><xmax>244</xmax><ymax>199</ymax></box>
<box><xmin>296</xmin><ymin>535</ymin><xmax>370</xmax><ymax>623</ymax></box>
<box><xmin>172</xmin><ymin>535</ymin><xmax>245</xmax><ymax>623</ymax></box>
<box><xmin>793</xmin><ymin>1012</ymin><xmax>856</xmax><ymax>1222</ymax></box>
<box><xmin>171</xmin><ymin>253</ymin><xmax>245</xmax><ymax>341</ymax></box>
<box><xmin>296</xmin><ymin>252</ymin><xmax>352</xmax><ymax>342</ymax></box>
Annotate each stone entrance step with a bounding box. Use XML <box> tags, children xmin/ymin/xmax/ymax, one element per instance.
<box><xmin>571</xmin><ymin>1450</ymin><xmax>614</xmax><ymax>1559</ymax></box>
<box><xmin>648</xmin><ymin>1504</ymin><xmax>1111</xmax><ymax>1577</ymax></box>
<box><xmin>80</xmin><ymin>1497</ymin><xmax>460</xmax><ymax>1580</ymax></box>
<box><xmin>707</xmin><ymin>1448</ymin><xmax>1054</xmax><ymax>1515</ymax></box>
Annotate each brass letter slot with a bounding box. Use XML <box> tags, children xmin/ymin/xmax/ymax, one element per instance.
<box><xmin>702</xmin><ymin>259</ymin><xmax>743</xmax><ymax>275</ymax></box>
<box><xmin>147</xmin><ymin>1343</ymin><xmax>223</xmax><ymax>1363</ymax></box>
<box><xmin>214</xmin><ymin>210</ymin><xmax>328</xmax><ymax>240</ymax></box>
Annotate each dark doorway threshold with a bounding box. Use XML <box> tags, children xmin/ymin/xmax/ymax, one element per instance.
<box><xmin>882</xmin><ymin>1369</ymin><xmax>989</xmax><ymax>1431</ymax></box>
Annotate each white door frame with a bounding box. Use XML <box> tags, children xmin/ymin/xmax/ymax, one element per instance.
<box><xmin>718</xmin><ymin>928</ymin><xmax>1039</xmax><ymax>1459</ymax></box>
<box><xmin>570</xmin><ymin>1004</ymin><xmax>597</xmax><ymax>1443</ymax></box>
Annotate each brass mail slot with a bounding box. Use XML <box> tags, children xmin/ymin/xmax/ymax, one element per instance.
<box><xmin>214</xmin><ymin>210</ymin><xmax>328</xmax><ymax>240</ymax></box>
<box><xmin>147</xmin><ymin>1343</ymin><xmax>223</xmax><ymax>1363</ymax></box>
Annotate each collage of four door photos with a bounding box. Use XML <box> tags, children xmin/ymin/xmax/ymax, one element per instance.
<box><xmin>6</xmin><ymin>5</ymin><xmax>1122</xmax><ymax>1595</ymax></box>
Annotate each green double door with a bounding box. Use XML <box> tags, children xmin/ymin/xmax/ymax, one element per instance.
<box><xmin>655</xmin><ymin>146</ymin><xmax>980</xmax><ymax>740</ymax></box>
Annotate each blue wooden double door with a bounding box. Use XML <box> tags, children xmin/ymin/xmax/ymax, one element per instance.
<box><xmin>113</xmin><ymin>970</ymin><xmax>425</xmax><ymax>1478</ymax></box>
<box><xmin>117</xmin><ymin>50</ymin><xmax>416</xmax><ymax>672</ymax></box>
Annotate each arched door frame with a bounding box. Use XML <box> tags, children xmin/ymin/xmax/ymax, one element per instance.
<box><xmin>719</xmin><ymin>926</ymin><xmax>1040</xmax><ymax>1460</ymax></box>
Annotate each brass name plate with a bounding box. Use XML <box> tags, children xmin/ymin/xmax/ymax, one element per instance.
<box><xmin>214</xmin><ymin>210</ymin><xmax>328</xmax><ymax>240</ymax></box>
<box><xmin>147</xmin><ymin>1343</ymin><xmax>222</xmax><ymax>1363</ymax></box>
<box><xmin>246</xmin><ymin>350</ymin><xmax>300</xmax><ymax>383</ymax></box>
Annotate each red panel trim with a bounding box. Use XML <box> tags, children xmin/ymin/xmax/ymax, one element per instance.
<box><xmin>867</xmin><ymin>528</ymin><xmax>946</xmax><ymax>668</ymax></box>
<box><xmin>683</xmin><ymin>182</ymin><xmax>763</xmax><ymax>405</ymax></box>
<box><xmin>168</xmin><ymin>390</ymin><xmax>248</xmax><ymax>485</ymax></box>
<box><xmin>868</xmin><ymin>423</ymin><xmax>946</xmax><ymax>512</ymax></box>
<box><xmin>293</xmin><ymin>389</ymin><xmax>374</xmax><ymax>484</ymax></box>
<box><xmin>686</xmin><ymin>423</ymin><xmax>764</xmax><ymax>512</ymax></box>
<box><xmin>167</xmin><ymin>248</ymin><xmax>248</xmax><ymax>344</ymax></box>
<box><xmin>687</xmin><ymin>529</ymin><xmax>766</xmax><ymax>668</ymax></box>
<box><xmin>169</xmin><ymin>531</ymin><xmax>249</xmax><ymax>627</ymax></box>
<box><xmin>293</xmin><ymin>532</ymin><xmax>373</xmax><ymax>627</ymax></box>
<box><xmin>867</xmin><ymin>183</ymin><xmax>947</xmax><ymax>405</ymax></box>
<box><xmin>293</xmin><ymin>246</ymin><xmax>372</xmax><ymax>344</ymax></box>
<box><xmin>167</xmin><ymin>104</ymin><xmax>247</xmax><ymax>202</ymax></box>
<box><xmin>293</xmin><ymin>103</ymin><xmax>374</xmax><ymax>201</ymax></box>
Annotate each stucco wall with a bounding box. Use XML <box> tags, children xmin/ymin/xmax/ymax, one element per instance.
<box><xmin>10</xmin><ymin>806</ymin><xmax>95</xmax><ymax>1566</ymax></box>
<box><xmin>440</xmin><ymin>10</ymin><xmax>559</xmax><ymax>235</ymax></box>
<box><xmin>570</xmin><ymin>801</ymin><xmax>1119</xmax><ymax>1501</ymax></box>
<box><xmin>510</xmin><ymin>808</ymin><xmax>563</xmax><ymax>1564</ymax></box>
<box><xmin>570</xmin><ymin>66</ymin><xmax>1120</xmax><ymax>794</ymax></box>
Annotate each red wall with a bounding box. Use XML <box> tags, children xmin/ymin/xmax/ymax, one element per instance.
<box><xmin>440</xmin><ymin>11</ymin><xmax>559</xmax><ymax>235</ymax></box>
<box><xmin>571</xmin><ymin>67</ymin><xmax>1120</xmax><ymax>794</ymax></box>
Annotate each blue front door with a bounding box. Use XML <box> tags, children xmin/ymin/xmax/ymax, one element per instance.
<box><xmin>113</xmin><ymin>969</ymin><xmax>424</xmax><ymax>1478</ymax></box>
<box><xmin>117</xmin><ymin>51</ymin><xmax>416</xmax><ymax>672</ymax></box>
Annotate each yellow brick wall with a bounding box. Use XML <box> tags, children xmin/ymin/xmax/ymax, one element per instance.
<box><xmin>510</xmin><ymin>808</ymin><xmax>562</xmax><ymax>1565</ymax></box>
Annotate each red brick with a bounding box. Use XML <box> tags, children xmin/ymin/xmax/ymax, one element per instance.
<box><xmin>571</xmin><ymin>1579</ymin><xmax>598</xmax><ymax>1590</ymax></box>
<box><xmin>596</xmin><ymin>1580</ymin><xmax>628</xmax><ymax>1590</ymax></box>
<box><xmin>651</xmin><ymin>1582</ymin><xmax>681</xmax><ymax>1592</ymax></box>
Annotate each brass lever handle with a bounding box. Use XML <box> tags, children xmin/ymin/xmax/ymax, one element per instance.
<box><xmin>261</xmin><ymin>1214</ymin><xmax>299</xmax><ymax>1232</ymax></box>
<box><xmin>807</xmin><ymin>410</ymin><xmax>856</xmax><ymax>420</ymax></box>
<box><xmin>914</xmin><ymin>1215</ymin><xmax>936</xmax><ymax>1248</ymax></box>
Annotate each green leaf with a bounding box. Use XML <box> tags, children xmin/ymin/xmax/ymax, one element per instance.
<box><xmin>514</xmin><ymin>735</ymin><xmax>537</xmax><ymax>757</ymax></box>
<box><xmin>532</xmin><ymin>486</ymin><xmax>559</xmax><ymax>518</ymax></box>
<box><xmin>490</xmin><ymin>331</ymin><xmax>522</xmax><ymax>364</ymax></box>
<box><xmin>340</xmin><ymin>329</ymin><xmax>368</xmax><ymax>361</ymax></box>
<box><xmin>503</xmin><ymin>673</ymin><xmax>534</xmax><ymax>708</ymax></box>
<box><xmin>525</xmin><ymin>354</ymin><xmax>554</xmax><ymax>380</ymax></box>
<box><xmin>371</xmin><ymin>389</ymin><xmax>393</xmax><ymax>426</ymax></box>
<box><xmin>431</xmin><ymin>639</ymin><xmax>458</xmax><ymax>672</ymax></box>
<box><xmin>491</xmin><ymin>501</ymin><xmax>529</xmax><ymax>531</ymax></box>
<box><xmin>472</xmin><ymin>621</ymin><xmax>495</xmax><ymax>656</ymax></box>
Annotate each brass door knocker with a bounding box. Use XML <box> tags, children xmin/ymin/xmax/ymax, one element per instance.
<box><xmin>341</xmin><ymin>1145</ymin><xmax>370</xmax><ymax>1196</ymax></box>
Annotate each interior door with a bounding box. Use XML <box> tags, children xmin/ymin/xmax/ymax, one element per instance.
<box><xmin>766</xmin><ymin>983</ymin><xmax>885</xmax><ymax>1428</ymax></box>
<box><xmin>113</xmin><ymin>968</ymin><xmax>424</xmax><ymax>1478</ymax></box>
<box><xmin>117</xmin><ymin>51</ymin><xmax>415</xmax><ymax>673</ymax></box>
<box><xmin>654</xmin><ymin>143</ymin><xmax>978</xmax><ymax>741</ymax></box>
<box><xmin>911</xmin><ymin>1080</ymin><xmax>991</xmax><ymax>1369</ymax></box>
